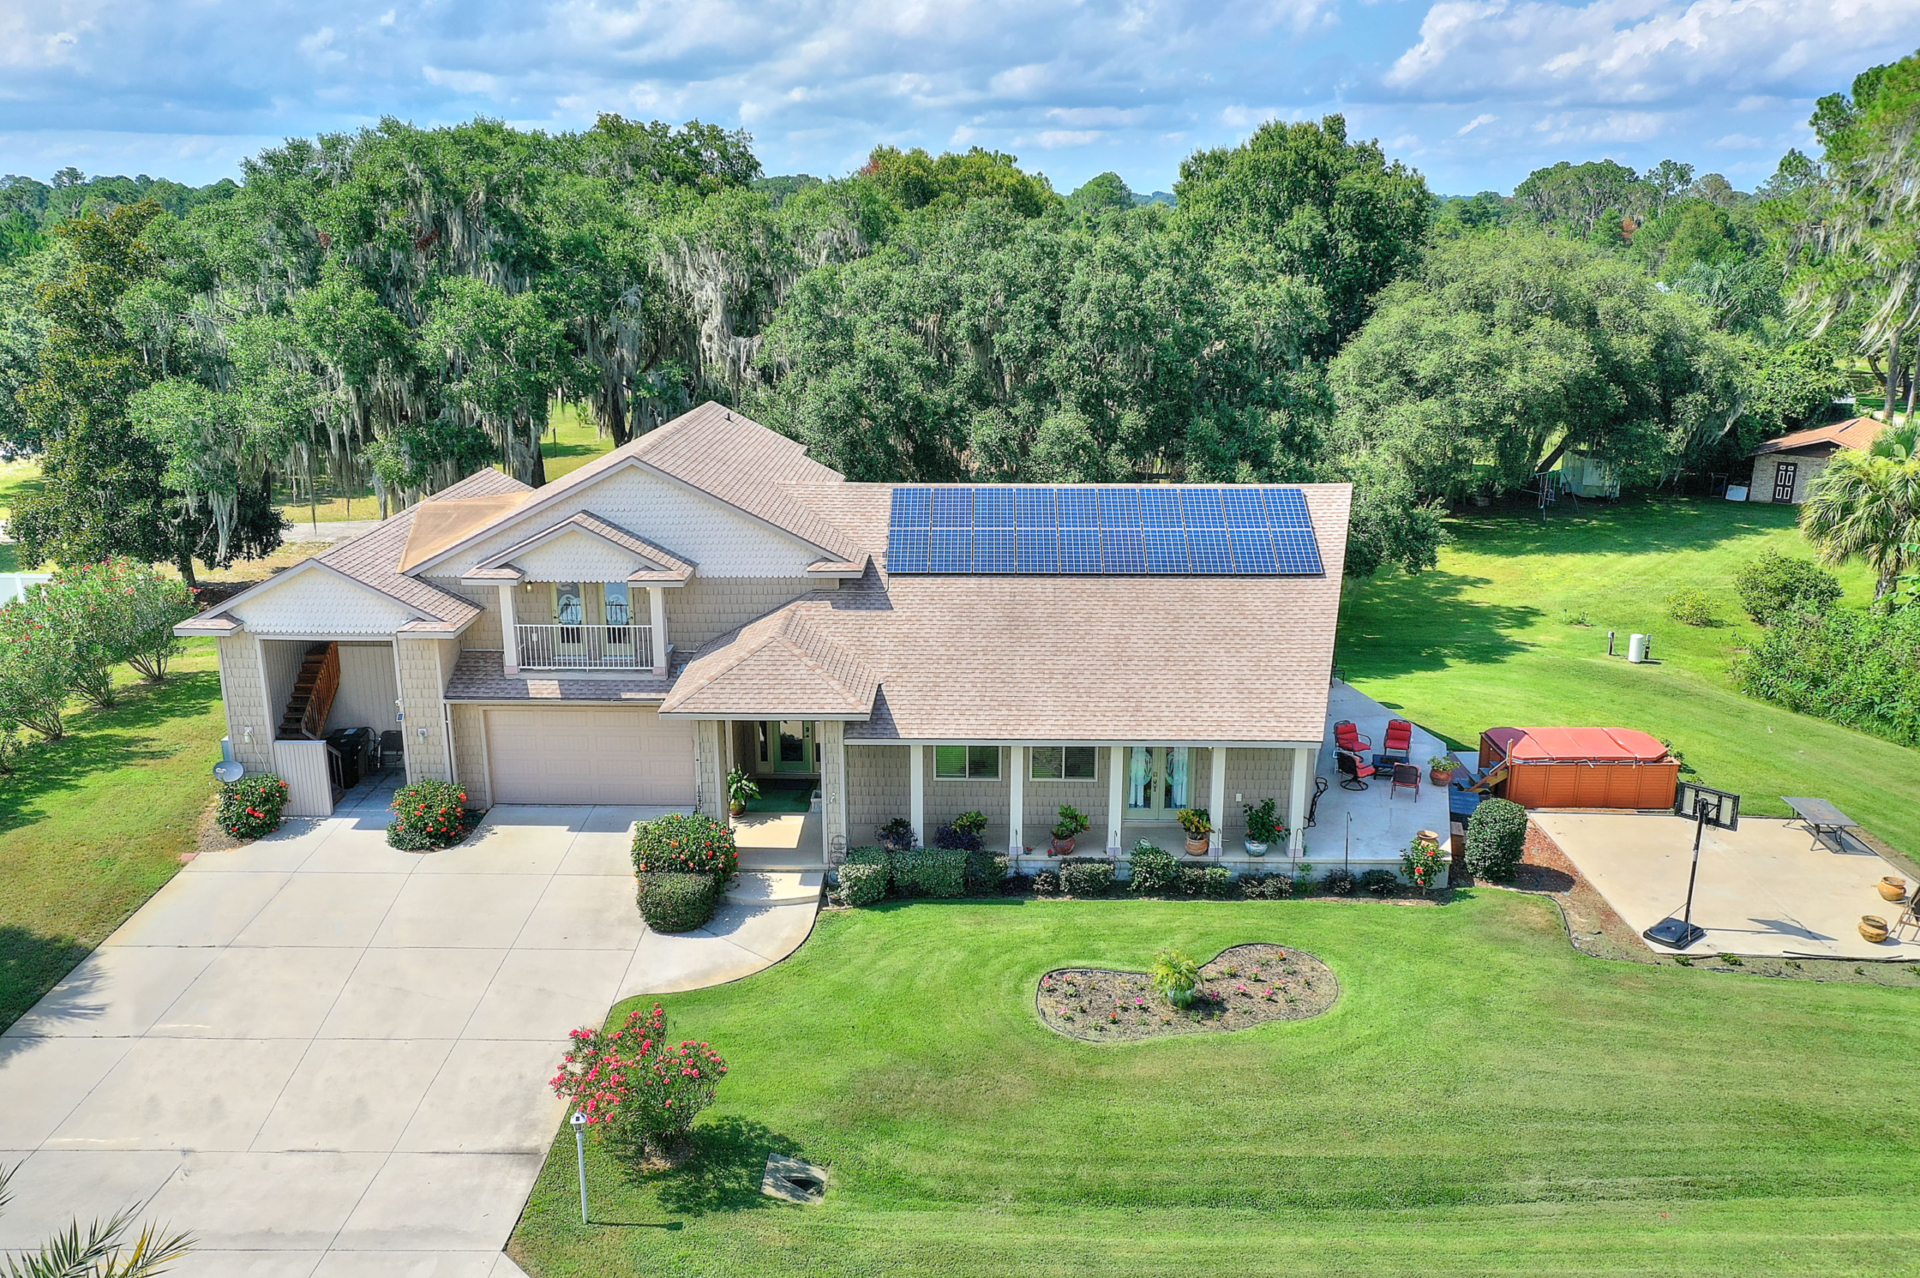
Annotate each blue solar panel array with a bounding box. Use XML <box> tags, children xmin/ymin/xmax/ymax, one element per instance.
<box><xmin>886</xmin><ymin>485</ymin><xmax>1323</xmax><ymax>576</ymax></box>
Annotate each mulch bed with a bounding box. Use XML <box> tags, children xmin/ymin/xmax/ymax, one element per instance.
<box><xmin>1036</xmin><ymin>943</ymin><xmax>1338</xmax><ymax>1042</ymax></box>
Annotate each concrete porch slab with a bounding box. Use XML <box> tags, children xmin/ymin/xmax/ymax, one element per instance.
<box><xmin>724</xmin><ymin>870</ymin><xmax>824</xmax><ymax>905</ymax></box>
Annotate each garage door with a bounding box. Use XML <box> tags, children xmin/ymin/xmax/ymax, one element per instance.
<box><xmin>485</xmin><ymin>707</ymin><xmax>696</xmax><ymax>805</ymax></box>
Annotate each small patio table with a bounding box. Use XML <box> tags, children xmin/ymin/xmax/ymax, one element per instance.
<box><xmin>1782</xmin><ymin>796</ymin><xmax>1863</xmax><ymax>853</ymax></box>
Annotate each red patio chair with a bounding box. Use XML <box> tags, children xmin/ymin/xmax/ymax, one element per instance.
<box><xmin>1334</xmin><ymin>720</ymin><xmax>1372</xmax><ymax>754</ymax></box>
<box><xmin>1390</xmin><ymin>761</ymin><xmax>1420</xmax><ymax>801</ymax></box>
<box><xmin>1337</xmin><ymin>750</ymin><xmax>1376</xmax><ymax>791</ymax></box>
<box><xmin>1382</xmin><ymin>718</ymin><xmax>1413</xmax><ymax>761</ymax></box>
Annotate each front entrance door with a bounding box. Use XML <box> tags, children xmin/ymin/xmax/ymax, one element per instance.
<box><xmin>1125</xmin><ymin>746</ymin><xmax>1191</xmax><ymax>819</ymax></box>
<box><xmin>1772</xmin><ymin>461</ymin><xmax>1799</xmax><ymax>503</ymax></box>
<box><xmin>760</xmin><ymin>720</ymin><xmax>816</xmax><ymax>773</ymax></box>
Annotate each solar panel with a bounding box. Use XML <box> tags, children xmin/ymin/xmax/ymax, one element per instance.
<box><xmin>930</xmin><ymin>529</ymin><xmax>971</xmax><ymax>572</ymax></box>
<box><xmin>1059</xmin><ymin>529</ymin><xmax>1101</xmax><ymax>573</ymax></box>
<box><xmin>931</xmin><ymin>487</ymin><xmax>973</xmax><ymax>528</ymax></box>
<box><xmin>974</xmin><ymin>528</ymin><xmax>1016</xmax><ymax>572</ymax></box>
<box><xmin>886</xmin><ymin>483</ymin><xmax>1320</xmax><ymax>576</ymax></box>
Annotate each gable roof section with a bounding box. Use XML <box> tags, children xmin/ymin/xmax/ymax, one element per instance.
<box><xmin>464</xmin><ymin>512</ymin><xmax>696</xmax><ymax>584</ymax></box>
<box><xmin>1753</xmin><ymin>416</ymin><xmax>1886</xmax><ymax>456</ymax></box>
<box><xmin>400</xmin><ymin>493</ymin><xmax>533</xmax><ymax>571</ymax></box>
<box><xmin>403</xmin><ymin>403</ymin><xmax>864</xmax><ymax>575</ymax></box>
<box><xmin>663</xmin><ymin>602</ymin><xmax>879</xmax><ymax>719</ymax></box>
<box><xmin>661</xmin><ymin>483</ymin><xmax>1354</xmax><ymax>743</ymax></box>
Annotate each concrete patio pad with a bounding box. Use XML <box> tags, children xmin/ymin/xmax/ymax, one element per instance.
<box><xmin>1533</xmin><ymin>810</ymin><xmax>1920</xmax><ymax>959</ymax></box>
<box><xmin>0</xmin><ymin>780</ymin><xmax>817</xmax><ymax>1273</ymax></box>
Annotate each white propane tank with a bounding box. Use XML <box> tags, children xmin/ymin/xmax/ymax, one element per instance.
<box><xmin>1627</xmin><ymin>633</ymin><xmax>1648</xmax><ymax>664</ymax></box>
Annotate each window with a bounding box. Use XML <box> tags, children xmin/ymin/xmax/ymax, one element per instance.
<box><xmin>935</xmin><ymin>745</ymin><xmax>1000</xmax><ymax>779</ymax></box>
<box><xmin>1031</xmin><ymin>746</ymin><xmax>1097</xmax><ymax>781</ymax></box>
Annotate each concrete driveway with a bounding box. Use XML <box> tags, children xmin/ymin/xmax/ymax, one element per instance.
<box><xmin>0</xmin><ymin>781</ymin><xmax>818</xmax><ymax>1275</ymax></box>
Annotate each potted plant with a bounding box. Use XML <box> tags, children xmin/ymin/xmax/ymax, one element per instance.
<box><xmin>1241</xmin><ymin>798</ymin><xmax>1281</xmax><ymax>856</ymax></box>
<box><xmin>876</xmin><ymin>817</ymin><xmax>917</xmax><ymax>853</ymax></box>
<box><xmin>1176</xmin><ymin>807</ymin><xmax>1212</xmax><ymax>856</ymax></box>
<box><xmin>1429</xmin><ymin>754</ymin><xmax>1458</xmax><ymax>786</ymax></box>
<box><xmin>1402</xmin><ymin>832</ymin><xmax>1448</xmax><ymax>895</ymax></box>
<box><xmin>726</xmin><ymin>768</ymin><xmax>760</xmax><ymax>818</ymax></box>
<box><xmin>1050</xmin><ymin>805</ymin><xmax>1090</xmax><ymax>856</ymax></box>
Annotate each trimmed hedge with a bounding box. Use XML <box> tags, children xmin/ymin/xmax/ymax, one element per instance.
<box><xmin>1058</xmin><ymin>858</ymin><xmax>1115</xmax><ymax>897</ymax></box>
<box><xmin>1129</xmin><ymin>847</ymin><xmax>1181</xmax><ymax>895</ymax></box>
<box><xmin>636</xmin><ymin>872</ymin><xmax>720</xmax><ymax>932</ymax></box>
<box><xmin>1201</xmin><ymin>865</ymin><xmax>1237</xmax><ymax>899</ymax></box>
<box><xmin>890</xmin><ymin>847</ymin><xmax>967</xmax><ymax>897</ymax></box>
<box><xmin>963</xmin><ymin>849</ymin><xmax>1008</xmax><ymax>895</ymax></box>
<box><xmin>387</xmin><ymin>779</ymin><xmax>475</xmax><ymax>850</ymax></box>
<box><xmin>1465</xmin><ymin>797</ymin><xmax>1529</xmax><ymax>881</ymax></box>
<box><xmin>1241</xmin><ymin>873</ymin><xmax>1292</xmax><ymax>900</ymax></box>
<box><xmin>838</xmin><ymin>862</ymin><xmax>890</xmax><ymax>907</ymax></box>
<box><xmin>632</xmin><ymin>812</ymin><xmax>738</xmax><ymax>884</ymax></box>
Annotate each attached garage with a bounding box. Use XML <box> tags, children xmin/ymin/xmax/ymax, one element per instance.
<box><xmin>485</xmin><ymin>706</ymin><xmax>696</xmax><ymax>805</ymax></box>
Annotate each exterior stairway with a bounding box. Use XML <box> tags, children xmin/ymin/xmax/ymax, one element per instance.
<box><xmin>278</xmin><ymin>641</ymin><xmax>340</xmax><ymax>740</ymax></box>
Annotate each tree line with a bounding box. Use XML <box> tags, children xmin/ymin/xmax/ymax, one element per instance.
<box><xmin>3</xmin><ymin>53</ymin><xmax>1919</xmax><ymax>583</ymax></box>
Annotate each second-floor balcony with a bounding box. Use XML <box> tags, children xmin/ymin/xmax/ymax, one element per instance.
<box><xmin>515</xmin><ymin>622</ymin><xmax>655</xmax><ymax>671</ymax></box>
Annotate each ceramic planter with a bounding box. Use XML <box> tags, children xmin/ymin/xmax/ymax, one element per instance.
<box><xmin>1878</xmin><ymin>876</ymin><xmax>1907</xmax><ymax>903</ymax></box>
<box><xmin>1185</xmin><ymin>836</ymin><xmax>1209</xmax><ymax>856</ymax></box>
<box><xmin>1861</xmin><ymin>915</ymin><xmax>1890</xmax><ymax>943</ymax></box>
<box><xmin>1430</xmin><ymin>768</ymin><xmax>1455</xmax><ymax>786</ymax></box>
<box><xmin>1050</xmin><ymin>835</ymin><xmax>1076</xmax><ymax>856</ymax></box>
<box><xmin>1244</xmin><ymin>839</ymin><xmax>1269</xmax><ymax>857</ymax></box>
<box><xmin>730</xmin><ymin>802</ymin><xmax>746</xmax><ymax>818</ymax></box>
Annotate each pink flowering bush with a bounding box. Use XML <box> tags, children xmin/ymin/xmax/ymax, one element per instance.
<box><xmin>550</xmin><ymin>1003</ymin><xmax>730</xmax><ymax>1149</ymax></box>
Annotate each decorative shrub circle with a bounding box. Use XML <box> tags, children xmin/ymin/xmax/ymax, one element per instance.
<box><xmin>632</xmin><ymin>812</ymin><xmax>738</xmax><ymax>884</ymax></box>
<box><xmin>1037</xmin><ymin>943</ymin><xmax>1337</xmax><ymax>1042</ymax></box>
<box><xmin>636</xmin><ymin>872</ymin><xmax>722</xmax><ymax>932</ymax></box>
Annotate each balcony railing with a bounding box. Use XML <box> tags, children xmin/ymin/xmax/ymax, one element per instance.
<box><xmin>516</xmin><ymin>623</ymin><xmax>654</xmax><ymax>671</ymax></box>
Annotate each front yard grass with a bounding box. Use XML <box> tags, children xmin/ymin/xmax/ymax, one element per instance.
<box><xmin>1337</xmin><ymin>496</ymin><xmax>1920</xmax><ymax>853</ymax></box>
<box><xmin>511</xmin><ymin>897</ymin><xmax>1920</xmax><ymax>1276</ymax></box>
<box><xmin>0</xmin><ymin>640</ymin><xmax>225</xmax><ymax>1030</ymax></box>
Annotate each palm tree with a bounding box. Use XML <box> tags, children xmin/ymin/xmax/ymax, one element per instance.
<box><xmin>0</xmin><ymin>1164</ymin><xmax>192</xmax><ymax>1278</ymax></box>
<box><xmin>1800</xmin><ymin>445</ymin><xmax>1920</xmax><ymax>602</ymax></box>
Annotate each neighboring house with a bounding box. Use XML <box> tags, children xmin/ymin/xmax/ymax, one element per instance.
<box><xmin>179</xmin><ymin>403</ymin><xmax>1352</xmax><ymax>861</ymax></box>
<box><xmin>1745</xmin><ymin>417</ymin><xmax>1885</xmax><ymax>504</ymax></box>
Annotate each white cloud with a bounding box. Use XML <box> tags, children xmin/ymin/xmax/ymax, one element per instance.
<box><xmin>1457</xmin><ymin>111</ymin><xmax>1496</xmax><ymax>134</ymax></box>
<box><xmin>1220</xmin><ymin>104</ymin><xmax>1283</xmax><ymax>128</ymax></box>
<box><xmin>1037</xmin><ymin>128</ymin><xmax>1102</xmax><ymax>147</ymax></box>
<box><xmin>421</xmin><ymin>65</ymin><xmax>500</xmax><ymax>96</ymax></box>
<box><xmin>1712</xmin><ymin>131</ymin><xmax>1765</xmax><ymax>147</ymax></box>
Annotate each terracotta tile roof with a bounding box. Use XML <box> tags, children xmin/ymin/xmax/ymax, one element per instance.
<box><xmin>1752</xmin><ymin>416</ymin><xmax>1886</xmax><ymax>456</ymax></box>
<box><xmin>471</xmin><ymin>511</ymin><xmax>696</xmax><ymax>583</ymax></box>
<box><xmin>662</xmin><ymin>483</ymin><xmax>1353</xmax><ymax>744</ymax></box>
<box><xmin>443</xmin><ymin>648</ymin><xmax>678</xmax><ymax>702</ymax></box>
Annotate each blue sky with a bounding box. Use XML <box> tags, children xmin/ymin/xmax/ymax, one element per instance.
<box><xmin>3</xmin><ymin>0</ymin><xmax>1918</xmax><ymax>196</ymax></box>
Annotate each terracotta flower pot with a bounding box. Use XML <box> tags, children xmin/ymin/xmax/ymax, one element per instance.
<box><xmin>1860</xmin><ymin>915</ymin><xmax>1890</xmax><ymax>944</ymax></box>
<box><xmin>1877</xmin><ymin>876</ymin><xmax>1907</xmax><ymax>903</ymax></box>
<box><xmin>1050</xmin><ymin>835</ymin><xmax>1076</xmax><ymax>857</ymax></box>
<box><xmin>1185</xmin><ymin>836</ymin><xmax>1210</xmax><ymax>856</ymax></box>
<box><xmin>729</xmin><ymin>802</ymin><xmax>746</xmax><ymax>818</ymax></box>
<box><xmin>1430</xmin><ymin>768</ymin><xmax>1455</xmax><ymax>786</ymax></box>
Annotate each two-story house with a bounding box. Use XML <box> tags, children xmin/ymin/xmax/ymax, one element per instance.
<box><xmin>180</xmin><ymin>403</ymin><xmax>1353</xmax><ymax>862</ymax></box>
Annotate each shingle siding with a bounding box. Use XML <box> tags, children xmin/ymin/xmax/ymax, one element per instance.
<box><xmin>218</xmin><ymin>634</ymin><xmax>274</xmax><ymax>774</ymax></box>
<box><xmin>450</xmin><ymin>703</ymin><xmax>491</xmax><ymax>808</ymax></box>
<box><xmin>665</xmin><ymin>576</ymin><xmax>826</xmax><ymax>651</ymax></box>
<box><xmin>395</xmin><ymin>636</ymin><xmax>455</xmax><ymax>783</ymax></box>
<box><xmin>846</xmin><ymin>744</ymin><xmax>909</xmax><ymax>846</ymax></box>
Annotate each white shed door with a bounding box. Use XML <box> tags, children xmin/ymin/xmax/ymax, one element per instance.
<box><xmin>485</xmin><ymin>707</ymin><xmax>696</xmax><ymax>805</ymax></box>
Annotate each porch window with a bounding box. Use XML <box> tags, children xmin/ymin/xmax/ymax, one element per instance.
<box><xmin>555</xmin><ymin>581</ymin><xmax>584</xmax><ymax>643</ymax></box>
<box><xmin>1031</xmin><ymin>746</ymin><xmax>1097</xmax><ymax>781</ymax></box>
<box><xmin>935</xmin><ymin>745</ymin><xmax>1000</xmax><ymax>780</ymax></box>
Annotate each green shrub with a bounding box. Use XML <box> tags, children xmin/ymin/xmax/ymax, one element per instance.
<box><xmin>837</xmin><ymin>862</ymin><xmax>890</xmax><ymax>907</ymax></box>
<box><xmin>1050</xmin><ymin>805</ymin><xmax>1090</xmax><ymax>840</ymax></box>
<box><xmin>1240</xmin><ymin>873</ymin><xmax>1292</xmax><ymax>900</ymax></box>
<box><xmin>1151</xmin><ymin>948</ymin><xmax>1200</xmax><ymax>1007</ymax></box>
<box><xmin>1175</xmin><ymin>865</ymin><xmax>1208</xmax><ymax>897</ymax></box>
<box><xmin>1292</xmin><ymin>864</ymin><xmax>1317</xmax><ymax>894</ymax></box>
<box><xmin>635</xmin><ymin>872</ymin><xmax>720</xmax><ymax>932</ymax></box>
<box><xmin>1201</xmin><ymin>865</ymin><xmax>1237</xmax><ymax>899</ymax></box>
<box><xmin>1128</xmin><ymin>845</ymin><xmax>1181</xmax><ymax>895</ymax></box>
<box><xmin>963</xmin><ymin>848</ymin><xmax>1008</xmax><ymax>894</ymax></box>
<box><xmin>1059</xmin><ymin>858</ymin><xmax>1115</xmax><ymax>896</ymax></box>
<box><xmin>1734</xmin><ymin>550</ymin><xmax>1843</xmax><ymax>624</ymax></box>
<box><xmin>1323</xmin><ymin>867</ymin><xmax>1356</xmax><ymax>895</ymax></box>
<box><xmin>386</xmin><ymin>778</ymin><xmax>474</xmax><ymax>850</ymax></box>
<box><xmin>1464</xmin><ymin>797</ymin><xmax>1529</xmax><ymax>881</ymax></box>
<box><xmin>1732</xmin><ymin>604</ymin><xmax>1920</xmax><ymax>746</ymax></box>
<box><xmin>888</xmin><ymin>847</ymin><xmax>967</xmax><ymax>897</ymax></box>
<box><xmin>1359</xmin><ymin>868</ymin><xmax>1399</xmax><ymax>896</ymax></box>
<box><xmin>1664</xmin><ymin>586</ymin><xmax>1717</xmax><ymax>627</ymax></box>
<box><xmin>631</xmin><ymin>812</ymin><xmax>738</xmax><ymax>884</ymax></box>
<box><xmin>219</xmin><ymin>774</ymin><xmax>291</xmax><ymax>840</ymax></box>
<box><xmin>1033</xmin><ymin>870</ymin><xmax>1061</xmax><ymax>896</ymax></box>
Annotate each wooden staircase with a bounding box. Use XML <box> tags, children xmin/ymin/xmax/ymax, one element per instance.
<box><xmin>278</xmin><ymin>641</ymin><xmax>340</xmax><ymax>741</ymax></box>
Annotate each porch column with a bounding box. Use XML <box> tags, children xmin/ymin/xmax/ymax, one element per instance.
<box><xmin>820</xmin><ymin>720</ymin><xmax>847</xmax><ymax>865</ymax></box>
<box><xmin>1107</xmin><ymin>745</ymin><xmax>1125</xmax><ymax>852</ymax></box>
<box><xmin>909</xmin><ymin>744</ymin><xmax>926</xmax><ymax>848</ymax></box>
<box><xmin>647</xmin><ymin>586</ymin><xmax>668</xmax><ymax>677</ymax></box>
<box><xmin>1288</xmin><ymin>745</ymin><xmax>1312</xmax><ymax>855</ymax></box>
<box><xmin>1008</xmin><ymin>745</ymin><xmax>1026</xmax><ymax>855</ymax></box>
<box><xmin>1209</xmin><ymin>746</ymin><xmax>1227</xmax><ymax>852</ymax></box>
<box><xmin>498</xmin><ymin>584</ymin><xmax>519</xmax><ymax>675</ymax></box>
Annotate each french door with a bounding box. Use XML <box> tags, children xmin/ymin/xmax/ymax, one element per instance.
<box><xmin>1126</xmin><ymin>747</ymin><xmax>1190</xmax><ymax>819</ymax></box>
<box><xmin>760</xmin><ymin>720</ymin><xmax>816</xmax><ymax>773</ymax></box>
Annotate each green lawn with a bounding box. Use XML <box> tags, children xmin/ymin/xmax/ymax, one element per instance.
<box><xmin>1337</xmin><ymin>496</ymin><xmax>1920</xmax><ymax>853</ymax></box>
<box><xmin>511</xmin><ymin>897</ymin><xmax>1920</xmax><ymax>1276</ymax></box>
<box><xmin>0</xmin><ymin>640</ymin><xmax>226</xmax><ymax>1030</ymax></box>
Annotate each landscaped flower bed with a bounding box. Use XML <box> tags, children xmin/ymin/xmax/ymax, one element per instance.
<box><xmin>1035</xmin><ymin>943</ymin><xmax>1337</xmax><ymax>1042</ymax></box>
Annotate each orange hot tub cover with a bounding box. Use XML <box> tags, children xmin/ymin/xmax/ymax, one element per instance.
<box><xmin>1479</xmin><ymin>726</ymin><xmax>1678</xmax><ymax>810</ymax></box>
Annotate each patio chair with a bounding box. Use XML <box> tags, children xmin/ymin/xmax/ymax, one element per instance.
<box><xmin>1337</xmin><ymin>750</ymin><xmax>1376</xmax><ymax>791</ymax></box>
<box><xmin>1334</xmin><ymin>720</ymin><xmax>1372</xmax><ymax>753</ymax></box>
<box><xmin>1390</xmin><ymin>761</ymin><xmax>1421</xmax><ymax>801</ymax></box>
<box><xmin>1381</xmin><ymin>718</ymin><xmax>1414</xmax><ymax>762</ymax></box>
<box><xmin>1306</xmin><ymin>775</ymin><xmax>1329</xmax><ymax>828</ymax></box>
